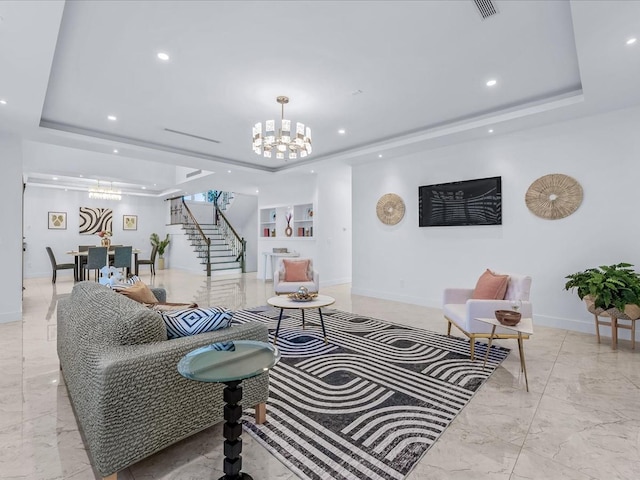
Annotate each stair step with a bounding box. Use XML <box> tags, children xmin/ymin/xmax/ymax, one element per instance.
<box><xmin>206</xmin><ymin>262</ymin><xmax>241</xmax><ymax>270</ymax></box>
<box><xmin>202</xmin><ymin>256</ymin><xmax>238</xmax><ymax>264</ymax></box>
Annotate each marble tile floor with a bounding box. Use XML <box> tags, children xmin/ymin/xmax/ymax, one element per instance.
<box><xmin>2</xmin><ymin>270</ymin><xmax>639</xmax><ymax>479</ymax></box>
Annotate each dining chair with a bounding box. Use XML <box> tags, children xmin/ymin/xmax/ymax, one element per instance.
<box><xmin>112</xmin><ymin>246</ymin><xmax>132</xmax><ymax>276</ymax></box>
<box><xmin>78</xmin><ymin>245</ymin><xmax>93</xmax><ymax>280</ymax></box>
<box><xmin>108</xmin><ymin>245</ymin><xmax>122</xmax><ymax>266</ymax></box>
<box><xmin>45</xmin><ymin>247</ymin><xmax>75</xmax><ymax>284</ymax></box>
<box><xmin>84</xmin><ymin>247</ymin><xmax>108</xmax><ymax>282</ymax></box>
<box><xmin>136</xmin><ymin>245</ymin><xmax>158</xmax><ymax>276</ymax></box>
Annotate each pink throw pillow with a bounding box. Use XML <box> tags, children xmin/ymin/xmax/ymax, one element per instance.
<box><xmin>472</xmin><ymin>269</ymin><xmax>510</xmax><ymax>300</ymax></box>
<box><xmin>284</xmin><ymin>259</ymin><xmax>311</xmax><ymax>282</ymax></box>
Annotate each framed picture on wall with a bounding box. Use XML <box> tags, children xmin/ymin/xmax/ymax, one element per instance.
<box><xmin>48</xmin><ymin>211</ymin><xmax>67</xmax><ymax>230</ymax></box>
<box><xmin>123</xmin><ymin>214</ymin><xmax>138</xmax><ymax>231</ymax></box>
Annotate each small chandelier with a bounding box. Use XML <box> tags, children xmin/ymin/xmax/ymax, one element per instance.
<box><xmin>252</xmin><ymin>96</ymin><xmax>312</xmax><ymax>160</ymax></box>
<box><xmin>89</xmin><ymin>182</ymin><xmax>121</xmax><ymax>201</ymax></box>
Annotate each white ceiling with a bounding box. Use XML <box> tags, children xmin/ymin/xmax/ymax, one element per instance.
<box><xmin>1</xmin><ymin>0</ymin><xmax>639</xmax><ymax>196</ymax></box>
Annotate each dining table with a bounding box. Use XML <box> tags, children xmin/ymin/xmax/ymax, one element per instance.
<box><xmin>67</xmin><ymin>247</ymin><xmax>142</xmax><ymax>281</ymax></box>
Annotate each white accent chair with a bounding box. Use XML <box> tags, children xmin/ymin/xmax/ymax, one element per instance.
<box><xmin>273</xmin><ymin>258</ymin><xmax>319</xmax><ymax>295</ymax></box>
<box><xmin>443</xmin><ymin>272</ymin><xmax>533</xmax><ymax>360</ymax></box>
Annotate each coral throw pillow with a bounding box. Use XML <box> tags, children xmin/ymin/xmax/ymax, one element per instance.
<box><xmin>472</xmin><ymin>269</ymin><xmax>510</xmax><ymax>300</ymax></box>
<box><xmin>284</xmin><ymin>259</ymin><xmax>311</xmax><ymax>282</ymax></box>
<box><xmin>118</xmin><ymin>281</ymin><xmax>159</xmax><ymax>304</ymax></box>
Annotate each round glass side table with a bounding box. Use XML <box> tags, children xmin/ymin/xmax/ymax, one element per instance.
<box><xmin>178</xmin><ymin>340</ymin><xmax>280</xmax><ymax>480</ymax></box>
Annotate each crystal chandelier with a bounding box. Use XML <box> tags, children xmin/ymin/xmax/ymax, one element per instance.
<box><xmin>89</xmin><ymin>182</ymin><xmax>121</xmax><ymax>201</ymax></box>
<box><xmin>252</xmin><ymin>96</ymin><xmax>312</xmax><ymax>160</ymax></box>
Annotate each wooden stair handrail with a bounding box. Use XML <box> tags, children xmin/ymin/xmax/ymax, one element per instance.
<box><xmin>182</xmin><ymin>198</ymin><xmax>211</xmax><ymax>276</ymax></box>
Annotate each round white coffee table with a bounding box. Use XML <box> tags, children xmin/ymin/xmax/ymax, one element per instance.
<box><xmin>267</xmin><ymin>294</ymin><xmax>335</xmax><ymax>344</ymax></box>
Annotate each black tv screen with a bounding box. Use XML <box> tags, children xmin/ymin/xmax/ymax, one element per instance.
<box><xmin>419</xmin><ymin>176</ymin><xmax>502</xmax><ymax>227</ymax></box>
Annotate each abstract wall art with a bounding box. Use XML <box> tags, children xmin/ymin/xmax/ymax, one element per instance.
<box><xmin>79</xmin><ymin>207</ymin><xmax>113</xmax><ymax>234</ymax></box>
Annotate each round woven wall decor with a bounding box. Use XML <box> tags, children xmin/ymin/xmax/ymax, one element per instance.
<box><xmin>525</xmin><ymin>174</ymin><xmax>583</xmax><ymax>220</ymax></box>
<box><xmin>376</xmin><ymin>193</ymin><xmax>405</xmax><ymax>225</ymax></box>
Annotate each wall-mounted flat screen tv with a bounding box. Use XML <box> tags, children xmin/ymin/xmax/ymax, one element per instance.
<box><xmin>419</xmin><ymin>176</ymin><xmax>502</xmax><ymax>227</ymax></box>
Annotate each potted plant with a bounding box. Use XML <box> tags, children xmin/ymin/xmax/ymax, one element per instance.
<box><xmin>150</xmin><ymin>233</ymin><xmax>170</xmax><ymax>270</ymax></box>
<box><xmin>564</xmin><ymin>263</ymin><xmax>640</xmax><ymax>319</ymax></box>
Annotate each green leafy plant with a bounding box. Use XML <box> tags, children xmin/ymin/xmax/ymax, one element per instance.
<box><xmin>564</xmin><ymin>263</ymin><xmax>640</xmax><ymax>311</ymax></box>
<box><xmin>150</xmin><ymin>233</ymin><xmax>170</xmax><ymax>258</ymax></box>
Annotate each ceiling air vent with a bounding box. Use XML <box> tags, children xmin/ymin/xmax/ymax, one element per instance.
<box><xmin>473</xmin><ymin>0</ymin><xmax>498</xmax><ymax>19</ymax></box>
<box><xmin>186</xmin><ymin>169</ymin><xmax>202</xmax><ymax>179</ymax></box>
<box><xmin>164</xmin><ymin>128</ymin><xmax>221</xmax><ymax>144</ymax></box>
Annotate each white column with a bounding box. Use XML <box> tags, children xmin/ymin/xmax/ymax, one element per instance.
<box><xmin>0</xmin><ymin>135</ymin><xmax>23</xmax><ymax>323</ymax></box>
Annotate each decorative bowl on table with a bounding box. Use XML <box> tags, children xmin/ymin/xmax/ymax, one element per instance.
<box><xmin>495</xmin><ymin>310</ymin><xmax>522</xmax><ymax>326</ymax></box>
<box><xmin>288</xmin><ymin>286</ymin><xmax>317</xmax><ymax>302</ymax></box>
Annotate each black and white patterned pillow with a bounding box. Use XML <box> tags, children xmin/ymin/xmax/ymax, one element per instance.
<box><xmin>161</xmin><ymin>307</ymin><xmax>233</xmax><ymax>339</ymax></box>
<box><xmin>110</xmin><ymin>275</ymin><xmax>142</xmax><ymax>291</ymax></box>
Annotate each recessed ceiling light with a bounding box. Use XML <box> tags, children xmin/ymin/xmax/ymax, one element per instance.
<box><xmin>488</xmin><ymin>129</ymin><xmax>494</xmax><ymax>133</ymax></box>
<box><xmin>107</xmin><ymin>115</ymin><xmax>117</xmax><ymax>121</ymax></box>
<box><xmin>157</xmin><ymin>52</ymin><xmax>170</xmax><ymax>61</ymax></box>
<box><xmin>79</xmin><ymin>174</ymin><xmax>84</xmax><ymax>178</ymax></box>
<box><xmin>0</xmin><ymin>99</ymin><xmax>7</xmax><ymax>105</ymax></box>
<box><xmin>310</xmin><ymin>170</ymin><xmax>315</xmax><ymax>174</ymax></box>
<box><xmin>486</xmin><ymin>79</ymin><xmax>497</xmax><ymax>87</ymax></box>
<box><xmin>378</xmin><ymin>154</ymin><xmax>383</xmax><ymax>158</ymax></box>
<box><xmin>154</xmin><ymin>183</ymin><xmax>157</xmax><ymax>186</ymax></box>
<box><xmin>338</xmin><ymin>129</ymin><xmax>346</xmax><ymax>134</ymax></box>
<box><xmin>142</xmin><ymin>186</ymin><xmax>146</xmax><ymax>190</ymax></box>
<box><xmin>255</xmin><ymin>189</ymin><xmax>259</xmax><ymax>193</ymax></box>
<box><xmin>228</xmin><ymin>170</ymin><xmax>231</xmax><ymax>173</ymax></box>
<box><xmin>627</xmin><ymin>38</ymin><xmax>637</xmax><ymax>45</ymax></box>
<box><xmin>52</xmin><ymin>177</ymin><xmax>58</xmax><ymax>180</ymax></box>
<box><xmin>113</xmin><ymin>149</ymin><xmax>119</xmax><ymax>153</ymax></box>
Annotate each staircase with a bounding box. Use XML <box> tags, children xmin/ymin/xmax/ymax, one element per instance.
<box><xmin>182</xmin><ymin>223</ymin><xmax>242</xmax><ymax>274</ymax></box>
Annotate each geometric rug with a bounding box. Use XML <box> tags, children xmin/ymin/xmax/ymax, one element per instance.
<box><xmin>233</xmin><ymin>306</ymin><xmax>510</xmax><ymax>480</ymax></box>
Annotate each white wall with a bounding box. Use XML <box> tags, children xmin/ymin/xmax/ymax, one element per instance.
<box><xmin>352</xmin><ymin>105</ymin><xmax>640</xmax><ymax>337</ymax></box>
<box><xmin>223</xmin><ymin>193</ymin><xmax>259</xmax><ymax>272</ymax></box>
<box><xmin>316</xmin><ymin>164</ymin><xmax>352</xmax><ymax>286</ymax></box>
<box><xmin>0</xmin><ymin>136</ymin><xmax>24</xmax><ymax>323</ymax></box>
<box><xmin>23</xmin><ymin>187</ymin><xmax>167</xmax><ymax>277</ymax></box>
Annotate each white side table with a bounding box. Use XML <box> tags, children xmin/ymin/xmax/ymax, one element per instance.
<box><xmin>475</xmin><ymin>317</ymin><xmax>534</xmax><ymax>392</ymax></box>
<box><xmin>267</xmin><ymin>295</ymin><xmax>336</xmax><ymax>344</ymax></box>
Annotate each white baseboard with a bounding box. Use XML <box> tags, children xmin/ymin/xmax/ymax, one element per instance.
<box><xmin>321</xmin><ymin>277</ymin><xmax>352</xmax><ymax>288</ymax></box>
<box><xmin>350</xmin><ymin>287</ymin><xmax>440</xmax><ymax>308</ymax></box>
<box><xmin>0</xmin><ymin>310</ymin><xmax>21</xmax><ymax>324</ymax></box>
<box><xmin>350</xmin><ymin>288</ymin><xmax>638</xmax><ymax>341</ymax></box>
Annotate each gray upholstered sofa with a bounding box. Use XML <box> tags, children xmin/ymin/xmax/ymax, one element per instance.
<box><xmin>57</xmin><ymin>281</ymin><xmax>269</xmax><ymax>480</ymax></box>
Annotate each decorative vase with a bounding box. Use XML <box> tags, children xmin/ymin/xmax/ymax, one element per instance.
<box><xmin>101</xmin><ymin>237</ymin><xmax>111</xmax><ymax>248</ymax></box>
<box><xmin>158</xmin><ymin>257</ymin><xmax>165</xmax><ymax>270</ymax></box>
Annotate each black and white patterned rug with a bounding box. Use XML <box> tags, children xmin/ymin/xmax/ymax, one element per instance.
<box><xmin>233</xmin><ymin>306</ymin><xmax>509</xmax><ymax>480</ymax></box>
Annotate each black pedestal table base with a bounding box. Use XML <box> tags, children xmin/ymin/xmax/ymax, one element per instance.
<box><xmin>220</xmin><ymin>380</ymin><xmax>253</xmax><ymax>480</ymax></box>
